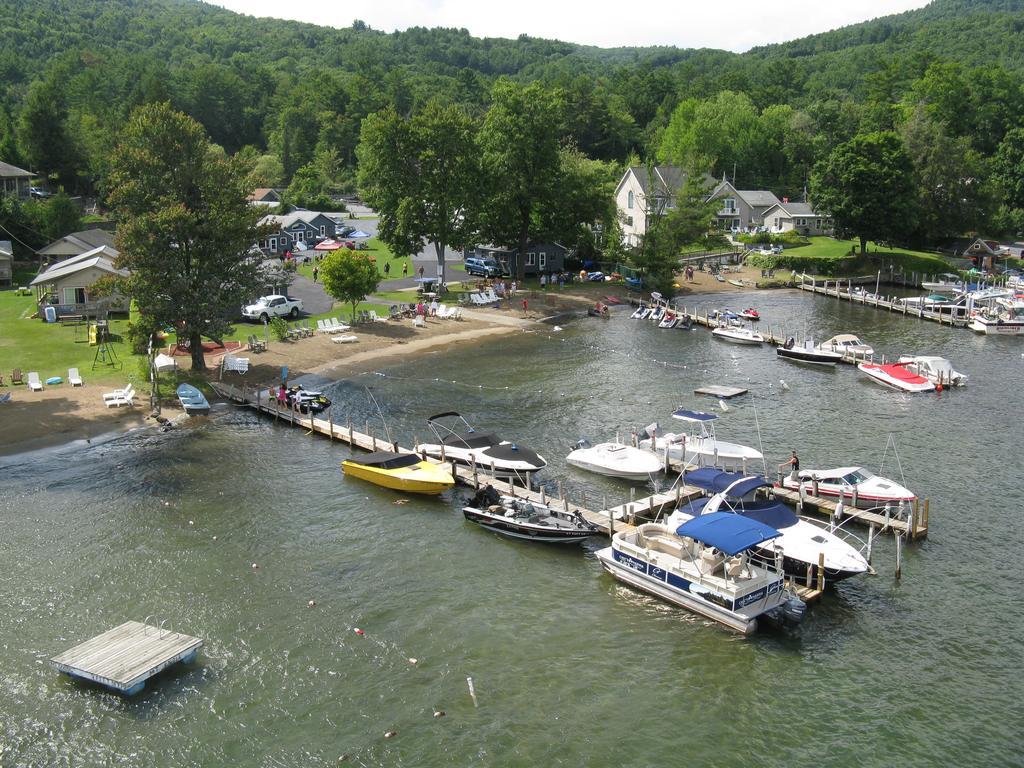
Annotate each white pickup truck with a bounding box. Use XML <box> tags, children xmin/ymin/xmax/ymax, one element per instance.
<box><xmin>241</xmin><ymin>294</ymin><xmax>303</xmax><ymax>322</ymax></box>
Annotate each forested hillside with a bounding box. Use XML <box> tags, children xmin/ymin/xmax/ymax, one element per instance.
<box><xmin>1</xmin><ymin>0</ymin><xmax>1023</xmax><ymax>244</ymax></box>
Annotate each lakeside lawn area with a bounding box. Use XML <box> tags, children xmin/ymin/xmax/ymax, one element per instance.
<box><xmin>293</xmin><ymin>238</ymin><xmax>414</xmax><ymax>280</ymax></box>
<box><xmin>751</xmin><ymin>236</ymin><xmax>953</xmax><ymax>277</ymax></box>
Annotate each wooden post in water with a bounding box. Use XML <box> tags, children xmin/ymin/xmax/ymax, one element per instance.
<box><xmin>817</xmin><ymin>552</ymin><xmax>825</xmax><ymax>591</ymax></box>
<box><xmin>348</xmin><ymin>417</ymin><xmax>354</xmax><ymax>445</ymax></box>
<box><xmin>608</xmin><ymin>504</ymin><xmax>615</xmax><ymax>537</ymax></box>
<box><xmin>923</xmin><ymin>498</ymin><xmax>930</xmax><ymax>533</ymax></box>
<box><xmin>540</xmin><ymin>486</ymin><xmax>546</xmax><ymax>505</ymax></box>
<box><xmin>867</xmin><ymin>524</ymin><xmax>875</xmax><ymax>564</ymax></box>
<box><xmin>328</xmin><ymin>411</ymin><xmax>334</xmax><ymax>441</ymax></box>
<box><xmin>912</xmin><ymin>498</ymin><xmax>919</xmax><ymax>538</ymax></box>
<box><xmin>472</xmin><ymin>456</ymin><xmax>479</xmax><ymax>489</ymax></box>
<box><xmin>851</xmin><ymin>486</ymin><xmax>859</xmax><ymax>508</ymax></box>
<box><xmin>895</xmin><ymin>533</ymin><xmax>903</xmax><ymax>580</ymax></box>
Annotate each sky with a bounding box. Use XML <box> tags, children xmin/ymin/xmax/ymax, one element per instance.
<box><xmin>209</xmin><ymin>0</ymin><xmax>932</xmax><ymax>51</ymax></box>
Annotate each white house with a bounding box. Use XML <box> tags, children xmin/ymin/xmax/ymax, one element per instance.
<box><xmin>0</xmin><ymin>240</ymin><xmax>12</xmax><ymax>287</ymax></box>
<box><xmin>28</xmin><ymin>245</ymin><xmax>129</xmax><ymax>316</ymax></box>
<box><xmin>36</xmin><ymin>228</ymin><xmax>117</xmax><ymax>264</ymax></box>
<box><xmin>760</xmin><ymin>201</ymin><xmax>833</xmax><ymax>236</ymax></box>
<box><xmin>706</xmin><ymin>180</ymin><xmax>783</xmax><ymax>231</ymax></box>
<box><xmin>614</xmin><ymin>165</ymin><xmax>716</xmax><ymax>247</ymax></box>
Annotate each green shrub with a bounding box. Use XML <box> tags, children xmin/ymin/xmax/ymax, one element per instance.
<box><xmin>269</xmin><ymin>317</ymin><xmax>290</xmax><ymax>341</ymax></box>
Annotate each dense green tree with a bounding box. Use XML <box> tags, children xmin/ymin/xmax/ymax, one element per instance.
<box><xmin>538</xmin><ymin>147</ymin><xmax>617</xmax><ymax>254</ymax></box>
<box><xmin>358</xmin><ymin>100</ymin><xmax>479</xmax><ymax>284</ymax></box>
<box><xmin>17</xmin><ymin>76</ymin><xmax>79</xmax><ymax>189</ymax></box>
<box><xmin>319</xmin><ymin>250</ymin><xmax>380</xmax><ymax>321</ymax></box>
<box><xmin>901</xmin><ymin>109</ymin><xmax>990</xmax><ymax>242</ymax></box>
<box><xmin>811</xmin><ymin>131</ymin><xmax>916</xmax><ymax>255</ymax></box>
<box><xmin>39</xmin><ymin>192</ymin><xmax>81</xmax><ymax>242</ymax></box>
<box><xmin>477</xmin><ymin>80</ymin><xmax>563</xmax><ymax>280</ymax></box>
<box><xmin>106</xmin><ymin>103</ymin><xmax>266</xmax><ymax>371</ymax></box>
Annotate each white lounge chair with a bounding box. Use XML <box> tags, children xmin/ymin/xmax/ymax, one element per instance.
<box><xmin>435</xmin><ymin>304</ymin><xmax>450</xmax><ymax>319</ymax></box>
<box><xmin>368</xmin><ymin>311</ymin><xmax>387</xmax><ymax>322</ymax></box>
<box><xmin>27</xmin><ymin>372</ymin><xmax>43</xmax><ymax>391</ymax></box>
<box><xmin>68</xmin><ymin>368</ymin><xmax>83</xmax><ymax>387</ymax></box>
<box><xmin>102</xmin><ymin>383</ymin><xmax>131</xmax><ymax>401</ymax></box>
<box><xmin>450</xmin><ymin>306</ymin><xmax>464</xmax><ymax>320</ymax></box>
<box><xmin>331</xmin><ymin>334</ymin><xmax>358</xmax><ymax>344</ymax></box>
<box><xmin>104</xmin><ymin>383</ymin><xmax>135</xmax><ymax>408</ymax></box>
<box><xmin>223</xmin><ymin>356</ymin><xmax>250</xmax><ymax>374</ymax></box>
<box><xmin>412</xmin><ymin>315</ymin><xmax>425</xmax><ymax>328</ymax></box>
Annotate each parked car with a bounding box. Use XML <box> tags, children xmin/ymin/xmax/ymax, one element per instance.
<box><xmin>465</xmin><ymin>256</ymin><xmax>504</xmax><ymax>277</ymax></box>
<box><xmin>30</xmin><ymin>186</ymin><xmax>52</xmax><ymax>199</ymax></box>
<box><xmin>241</xmin><ymin>294</ymin><xmax>303</xmax><ymax>322</ymax></box>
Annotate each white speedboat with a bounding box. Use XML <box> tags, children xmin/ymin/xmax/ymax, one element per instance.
<box><xmin>712</xmin><ymin>325</ymin><xmax>764</xmax><ymax>345</ymax></box>
<box><xmin>638</xmin><ymin>409</ymin><xmax>763</xmax><ymax>473</ymax></box>
<box><xmin>566</xmin><ymin>440</ymin><xmax>663</xmax><ymax>480</ymax></box>
<box><xmin>921</xmin><ymin>273</ymin><xmax>965</xmax><ymax>294</ymax></box>
<box><xmin>968</xmin><ymin>299</ymin><xmax>1024</xmax><ymax>335</ymax></box>
<box><xmin>596</xmin><ymin>513</ymin><xmax>806</xmax><ymax>634</ymax></box>
<box><xmin>857</xmin><ymin>362</ymin><xmax>935</xmax><ymax>393</ymax></box>
<box><xmin>671</xmin><ymin>469</ymin><xmax>871</xmax><ymax>583</ymax></box>
<box><xmin>781</xmin><ymin>466</ymin><xmax>916</xmax><ymax>509</ymax></box>
<box><xmin>658</xmin><ymin>311</ymin><xmax>678</xmax><ymax>329</ymax></box>
<box><xmin>415</xmin><ymin>412</ymin><xmax>547</xmax><ymax>480</ymax></box>
<box><xmin>896</xmin><ymin>356</ymin><xmax>967</xmax><ymax>387</ymax></box>
<box><xmin>776</xmin><ymin>338</ymin><xmax>843</xmax><ymax>366</ymax></box>
<box><xmin>817</xmin><ymin>334</ymin><xmax>874</xmax><ymax>358</ymax></box>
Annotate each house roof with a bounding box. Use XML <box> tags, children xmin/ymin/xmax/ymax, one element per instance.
<box><xmin>0</xmin><ymin>240</ymin><xmax>11</xmax><ymax>257</ymax></box>
<box><xmin>736</xmin><ymin>190</ymin><xmax>783</xmax><ymax>208</ymax></box>
<box><xmin>762</xmin><ymin>201</ymin><xmax>822</xmax><ymax>218</ymax></box>
<box><xmin>0</xmin><ymin>160</ymin><xmax>32</xmax><ymax>179</ymax></box>
<box><xmin>619</xmin><ymin>165</ymin><xmax>715</xmax><ymax>200</ymax></box>
<box><xmin>260</xmin><ymin>211</ymin><xmax>331</xmax><ymax>228</ymax></box>
<box><xmin>248</xmin><ymin>187</ymin><xmax>279</xmax><ymax>201</ymax></box>
<box><xmin>29</xmin><ymin>245</ymin><xmax>125</xmax><ymax>285</ymax></box>
<box><xmin>37</xmin><ymin>228</ymin><xmax>116</xmax><ymax>256</ymax></box>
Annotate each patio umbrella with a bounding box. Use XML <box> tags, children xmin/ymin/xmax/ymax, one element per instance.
<box><xmin>315</xmin><ymin>239</ymin><xmax>341</xmax><ymax>251</ymax></box>
<box><xmin>348</xmin><ymin>229</ymin><xmax>371</xmax><ymax>239</ymax></box>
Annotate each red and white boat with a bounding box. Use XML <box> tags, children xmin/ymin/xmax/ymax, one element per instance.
<box><xmin>857</xmin><ymin>362</ymin><xmax>935</xmax><ymax>393</ymax></box>
<box><xmin>781</xmin><ymin>467</ymin><xmax>916</xmax><ymax>509</ymax></box>
<box><xmin>738</xmin><ymin>308</ymin><xmax>760</xmax><ymax>321</ymax></box>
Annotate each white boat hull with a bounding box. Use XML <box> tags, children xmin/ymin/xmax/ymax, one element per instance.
<box><xmin>782</xmin><ymin>471</ymin><xmax>915</xmax><ymax>509</ymax></box>
<box><xmin>712</xmin><ymin>327</ymin><xmax>764</xmax><ymax>344</ymax></box>
<box><xmin>640</xmin><ymin>435</ymin><xmax>763</xmax><ymax>472</ymax></box>
<box><xmin>566</xmin><ymin>443</ymin><xmax>663</xmax><ymax>480</ymax></box>
<box><xmin>858</xmin><ymin>364</ymin><xmax>935</xmax><ymax>393</ymax></box>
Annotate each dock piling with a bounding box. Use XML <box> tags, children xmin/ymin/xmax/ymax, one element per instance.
<box><xmin>817</xmin><ymin>552</ymin><xmax>825</xmax><ymax>591</ymax></box>
<box><xmin>895</xmin><ymin>533</ymin><xmax>903</xmax><ymax>580</ymax></box>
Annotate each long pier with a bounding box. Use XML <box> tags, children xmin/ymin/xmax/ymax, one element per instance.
<box><xmin>796</xmin><ymin>276</ymin><xmax>969</xmax><ymax>328</ymax></box>
<box><xmin>211</xmin><ymin>380</ymin><xmax>933</xmax><ymax>595</ymax></box>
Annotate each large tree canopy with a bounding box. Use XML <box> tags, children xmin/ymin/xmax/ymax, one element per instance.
<box><xmin>810</xmin><ymin>131</ymin><xmax>916</xmax><ymax>255</ymax></box>
<box><xmin>319</xmin><ymin>250</ymin><xmax>380</xmax><ymax>321</ymax></box>
<box><xmin>106</xmin><ymin>102</ymin><xmax>266</xmax><ymax>370</ymax></box>
<box><xmin>357</xmin><ymin>99</ymin><xmax>479</xmax><ymax>285</ymax></box>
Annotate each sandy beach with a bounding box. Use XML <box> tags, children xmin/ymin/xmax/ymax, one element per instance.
<box><xmin>0</xmin><ymin>272</ymin><xmax>774</xmax><ymax>457</ymax></box>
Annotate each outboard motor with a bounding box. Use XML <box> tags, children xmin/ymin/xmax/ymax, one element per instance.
<box><xmin>571</xmin><ymin>438</ymin><xmax>592</xmax><ymax>451</ymax></box>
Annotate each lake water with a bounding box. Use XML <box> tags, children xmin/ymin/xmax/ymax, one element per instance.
<box><xmin>1</xmin><ymin>289</ymin><xmax>1021</xmax><ymax>766</ymax></box>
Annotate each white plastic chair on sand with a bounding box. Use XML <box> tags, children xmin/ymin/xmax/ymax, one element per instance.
<box><xmin>104</xmin><ymin>383</ymin><xmax>135</xmax><ymax>408</ymax></box>
<box><xmin>68</xmin><ymin>368</ymin><xmax>83</xmax><ymax>387</ymax></box>
<box><xmin>27</xmin><ymin>372</ymin><xmax>43</xmax><ymax>391</ymax></box>
<box><xmin>223</xmin><ymin>356</ymin><xmax>250</xmax><ymax>374</ymax></box>
<box><xmin>331</xmin><ymin>334</ymin><xmax>358</xmax><ymax>344</ymax></box>
<box><xmin>413</xmin><ymin>315</ymin><xmax>425</xmax><ymax>328</ymax></box>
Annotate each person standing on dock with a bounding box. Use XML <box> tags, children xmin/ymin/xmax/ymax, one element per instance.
<box><xmin>779</xmin><ymin>450</ymin><xmax>799</xmax><ymax>481</ymax></box>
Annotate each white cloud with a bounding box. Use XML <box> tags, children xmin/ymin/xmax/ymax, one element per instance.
<box><xmin>210</xmin><ymin>0</ymin><xmax>931</xmax><ymax>51</ymax></box>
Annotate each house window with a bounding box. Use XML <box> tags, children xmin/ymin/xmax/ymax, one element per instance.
<box><xmin>63</xmin><ymin>286</ymin><xmax>86</xmax><ymax>305</ymax></box>
<box><xmin>626</xmin><ymin>216</ymin><xmax>633</xmax><ymax>227</ymax></box>
<box><xmin>627</xmin><ymin>190</ymin><xmax>634</xmax><ymax>210</ymax></box>
<box><xmin>270</xmin><ymin>237</ymin><xmax>278</xmax><ymax>250</ymax></box>
<box><xmin>320</xmin><ymin>225</ymin><xmax>326</xmax><ymax>236</ymax></box>
<box><xmin>723</xmin><ymin>197</ymin><xmax>736</xmax><ymax>213</ymax></box>
<box><xmin>539</xmin><ymin>252</ymin><xmax>546</xmax><ymax>270</ymax></box>
<box><xmin>526</xmin><ymin>252</ymin><xmax>536</xmax><ymax>266</ymax></box>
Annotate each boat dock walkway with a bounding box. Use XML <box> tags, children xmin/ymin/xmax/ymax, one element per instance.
<box><xmin>795</xmin><ymin>276</ymin><xmax>968</xmax><ymax>328</ymax></box>
<box><xmin>770</xmin><ymin>486</ymin><xmax>929</xmax><ymax>541</ymax></box>
<box><xmin>50</xmin><ymin>620</ymin><xmax>202</xmax><ymax>695</ymax></box>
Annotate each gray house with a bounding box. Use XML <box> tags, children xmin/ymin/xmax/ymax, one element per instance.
<box><xmin>760</xmin><ymin>201</ymin><xmax>833</xmax><ymax>236</ymax></box>
<box><xmin>37</xmin><ymin>228</ymin><xmax>117</xmax><ymax>264</ymax></box>
<box><xmin>471</xmin><ymin>242</ymin><xmax>569</xmax><ymax>277</ymax></box>
<box><xmin>0</xmin><ymin>160</ymin><xmax>32</xmax><ymax>200</ymax></box>
<box><xmin>259</xmin><ymin>211</ymin><xmax>341</xmax><ymax>254</ymax></box>
<box><xmin>0</xmin><ymin>240</ymin><xmax>12</xmax><ymax>287</ymax></box>
<box><xmin>706</xmin><ymin>180</ymin><xmax>783</xmax><ymax>231</ymax></box>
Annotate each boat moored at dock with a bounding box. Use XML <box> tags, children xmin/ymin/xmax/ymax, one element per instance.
<box><xmin>462</xmin><ymin>487</ymin><xmax>598</xmax><ymax>544</ymax></box>
<box><xmin>341</xmin><ymin>451</ymin><xmax>455</xmax><ymax>495</ymax></box>
<box><xmin>711</xmin><ymin>325</ymin><xmax>764</xmax><ymax>345</ymax></box>
<box><xmin>566</xmin><ymin>439</ymin><xmax>663</xmax><ymax>480</ymax></box>
<box><xmin>596</xmin><ymin>512</ymin><xmax>805</xmax><ymax>634</ymax></box>
<box><xmin>857</xmin><ymin>362</ymin><xmax>935</xmax><ymax>393</ymax></box>
<box><xmin>817</xmin><ymin>334</ymin><xmax>875</xmax><ymax>358</ymax></box>
<box><xmin>638</xmin><ymin>409</ymin><xmax>764</xmax><ymax>473</ymax></box>
<box><xmin>415</xmin><ymin>412</ymin><xmax>547</xmax><ymax>480</ymax></box>
<box><xmin>176</xmin><ymin>383</ymin><xmax>210</xmax><ymax>415</ymax></box>
<box><xmin>896</xmin><ymin>356</ymin><xmax>967</xmax><ymax>387</ymax></box>
<box><xmin>776</xmin><ymin>338</ymin><xmax>843</xmax><ymax>366</ymax></box>
<box><xmin>781</xmin><ymin>466</ymin><xmax>915</xmax><ymax>509</ymax></box>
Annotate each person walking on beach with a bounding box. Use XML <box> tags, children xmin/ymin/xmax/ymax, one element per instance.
<box><xmin>419</xmin><ymin>265</ymin><xmax>425</xmax><ymax>279</ymax></box>
<box><xmin>521</xmin><ymin>298</ymin><xmax>528</xmax><ymax>316</ymax></box>
<box><xmin>402</xmin><ymin>261</ymin><xmax>409</xmax><ymax>277</ymax></box>
<box><xmin>779</xmin><ymin>450</ymin><xmax>799</xmax><ymax>482</ymax></box>
<box><xmin>312</xmin><ymin>266</ymin><xmax>319</xmax><ymax>283</ymax></box>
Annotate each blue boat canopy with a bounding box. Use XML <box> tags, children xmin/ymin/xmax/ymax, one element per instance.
<box><xmin>717</xmin><ymin>474</ymin><xmax>771</xmax><ymax>497</ymax></box>
<box><xmin>682</xmin><ymin>467</ymin><xmax>727</xmax><ymax>490</ymax></box>
<box><xmin>675</xmin><ymin>511</ymin><xmax>781</xmax><ymax>555</ymax></box>
<box><xmin>671</xmin><ymin>408</ymin><xmax>718</xmax><ymax>423</ymax></box>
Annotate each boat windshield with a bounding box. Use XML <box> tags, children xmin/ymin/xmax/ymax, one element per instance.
<box><xmin>842</xmin><ymin>469</ymin><xmax>874</xmax><ymax>484</ymax></box>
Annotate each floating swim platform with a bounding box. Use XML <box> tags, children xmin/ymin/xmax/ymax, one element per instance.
<box><xmin>50</xmin><ymin>620</ymin><xmax>202</xmax><ymax>695</ymax></box>
<box><xmin>694</xmin><ymin>385</ymin><xmax>748</xmax><ymax>399</ymax></box>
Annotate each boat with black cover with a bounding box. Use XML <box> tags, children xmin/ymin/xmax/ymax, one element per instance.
<box><xmin>415</xmin><ymin>412</ymin><xmax>547</xmax><ymax>480</ymax></box>
<box><xmin>462</xmin><ymin>485</ymin><xmax>598</xmax><ymax>544</ymax></box>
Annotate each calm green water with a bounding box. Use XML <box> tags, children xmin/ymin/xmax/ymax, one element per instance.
<box><xmin>1</xmin><ymin>290</ymin><xmax>1021</xmax><ymax>767</ymax></box>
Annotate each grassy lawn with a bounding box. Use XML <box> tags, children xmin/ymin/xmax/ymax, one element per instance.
<box><xmin>0</xmin><ymin>287</ymin><xmax>144</xmax><ymax>386</ymax></box>
<box><xmin>293</xmin><ymin>238</ymin><xmax>415</xmax><ymax>280</ymax></box>
<box><xmin>750</xmin><ymin>237</ymin><xmax>953</xmax><ymax>277</ymax></box>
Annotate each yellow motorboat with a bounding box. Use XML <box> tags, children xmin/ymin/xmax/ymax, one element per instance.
<box><xmin>341</xmin><ymin>451</ymin><xmax>456</xmax><ymax>495</ymax></box>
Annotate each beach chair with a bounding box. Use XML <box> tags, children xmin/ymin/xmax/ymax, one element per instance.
<box><xmin>389</xmin><ymin>305</ymin><xmax>402</xmax><ymax>321</ymax></box>
<box><xmin>223</xmin><ymin>356</ymin><xmax>250</xmax><ymax>375</ymax></box>
<box><xmin>302</xmin><ymin>320</ymin><xmax>314</xmax><ymax>337</ymax></box>
<box><xmin>435</xmin><ymin>304</ymin><xmax>449</xmax><ymax>319</ymax></box>
<box><xmin>104</xmin><ymin>384</ymin><xmax>135</xmax><ymax>408</ymax></box>
<box><xmin>68</xmin><ymin>368</ymin><xmax>83</xmax><ymax>387</ymax></box>
<box><xmin>0</xmin><ymin>392</ymin><xmax>10</xmax><ymax>404</ymax></box>
<box><xmin>412</xmin><ymin>315</ymin><xmax>425</xmax><ymax>328</ymax></box>
<box><xmin>26</xmin><ymin>372</ymin><xmax>43</xmax><ymax>391</ymax></box>
<box><xmin>11</xmin><ymin>369</ymin><xmax>23</xmax><ymax>385</ymax></box>
<box><xmin>368</xmin><ymin>310</ymin><xmax>386</xmax><ymax>322</ymax></box>
<box><xmin>451</xmin><ymin>306</ymin><xmax>464</xmax><ymax>320</ymax></box>
<box><xmin>331</xmin><ymin>334</ymin><xmax>358</xmax><ymax>344</ymax></box>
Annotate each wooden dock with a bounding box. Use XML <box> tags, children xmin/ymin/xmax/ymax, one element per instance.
<box><xmin>796</xmin><ymin>276</ymin><xmax>969</xmax><ymax>328</ymax></box>
<box><xmin>214</xmin><ymin>380</ymin><xmax>893</xmax><ymax>600</ymax></box>
<box><xmin>771</xmin><ymin>485</ymin><xmax>928</xmax><ymax>540</ymax></box>
<box><xmin>51</xmin><ymin>620</ymin><xmax>202</xmax><ymax>695</ymax></box>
